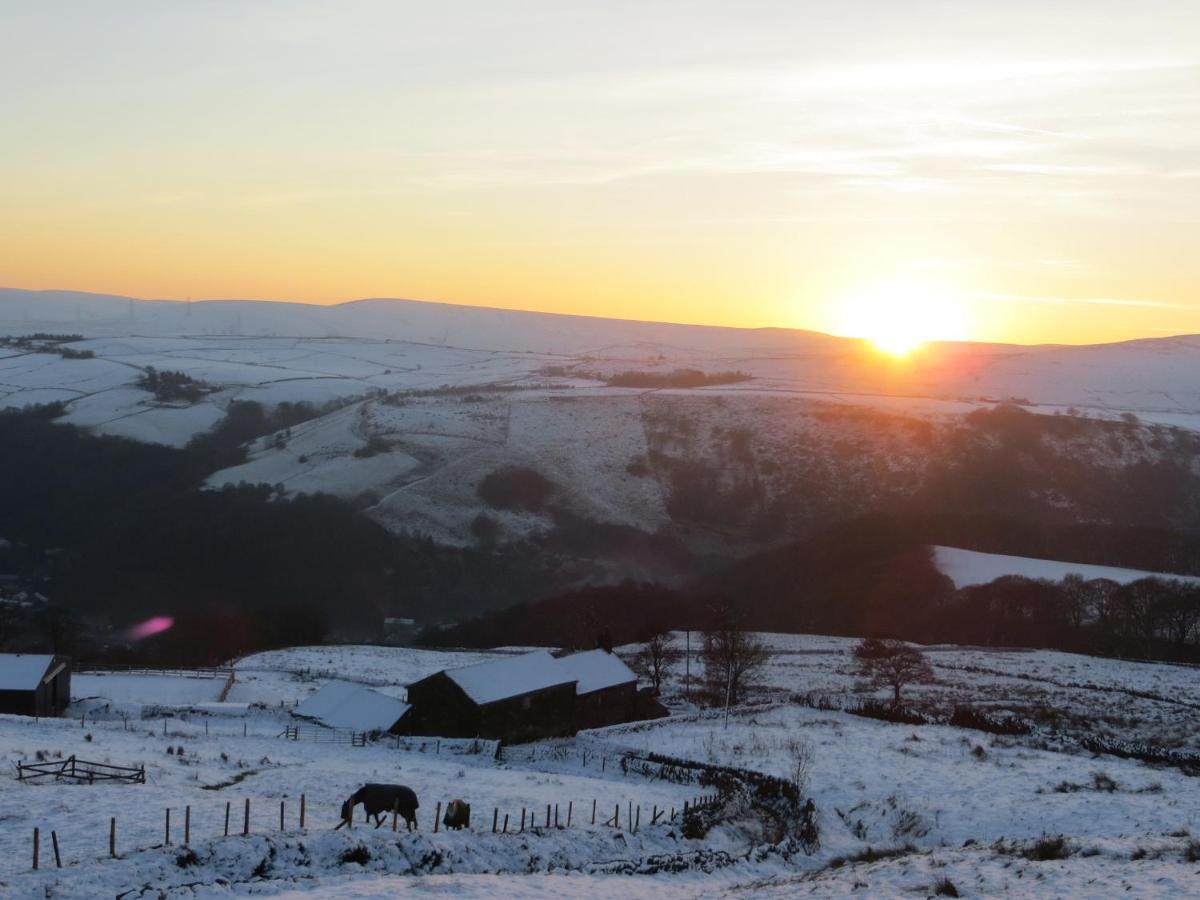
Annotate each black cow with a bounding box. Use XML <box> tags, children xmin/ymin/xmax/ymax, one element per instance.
<box><xmin>442</xmin><ymin>799</ymin><xmax>470</xmax><ymax>831</ymax></box>
<box><xmin>337</xmin><ymin>784</ymin><xmax>419</xmax><ymax>831</ymax></box>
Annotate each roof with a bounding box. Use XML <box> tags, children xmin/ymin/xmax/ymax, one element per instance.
<box><xmin>0</xmin><ymin>654</ymin><xmax>58</xmax><ymax>691</ymax></box>
<box><xmin>293</xmin><ymin>680</ymin><xmax>410</xmax><ymax>732</ymax></box>
<box><xmin>443</xmin><ymin>650</ymin><xmax>576</xmax><ymax>706</ymax></box>
<box><xmin>555</xmin><ymin>649</ymin><xmax>637</xmax><ymax>695</ymax></box>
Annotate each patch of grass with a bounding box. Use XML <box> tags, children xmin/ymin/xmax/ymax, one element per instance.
<box><xmin>828</xmin><ymin>844</ymin><xmax>915</xmax><ymax>869</ymax></box>
<box><xmin>1024</xmin><ymin>835</ymin><xmax>1070</xmax><ymax>861</ymax></box>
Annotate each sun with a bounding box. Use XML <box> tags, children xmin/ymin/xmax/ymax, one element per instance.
<box><xmin>831</xmin><ymin>284</ymin><xmax>971</xmax><ymax>357</ymax></box>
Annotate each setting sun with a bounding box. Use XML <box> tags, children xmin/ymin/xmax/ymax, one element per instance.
<box><xmin>831</xmin><ymin>285</ymin><xmax>973</xmax><ymax>357</ymax></box>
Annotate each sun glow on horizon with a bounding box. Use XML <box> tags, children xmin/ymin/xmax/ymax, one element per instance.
<box><xmin>830</xmin><ymin>284</ymin><xmax>973</xmax><ymax>357</ymax></box>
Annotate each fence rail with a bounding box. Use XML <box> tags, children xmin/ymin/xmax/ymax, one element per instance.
<box><xmin>16</xmin><ymin>755</ymin><xmax>145</xmax><ymax>785</ymax></box>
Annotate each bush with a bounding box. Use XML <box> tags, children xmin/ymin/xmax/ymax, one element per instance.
<box><xmin>949</xmin><ymin>706</ymin><xmax>1032</xmax><ymax>736</ymax></box>
<box><xmin>477</xmin><ymin>466</ymin><xmax>557</xmax><ymax>512</ymax></box>
<box><xmin>933</xmin><ymin>877</ymin><xmax>960</xmax><ymax>897</ymax></box>
<box><xmin>340</xmin><ymin>845</ymin><xmax>371</xmax><ymax>865</ymax></box>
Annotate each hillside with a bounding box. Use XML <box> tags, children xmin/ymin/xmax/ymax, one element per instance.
<box><xmin>4</xmin><ymin>293</ymin><xmax>1200</xmax><ymax>565</ymax></box>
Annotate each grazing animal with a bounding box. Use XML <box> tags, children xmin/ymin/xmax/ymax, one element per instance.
<box><xmin>337</xmin><ymin>784</ymin><xmax>419</xmax><ymax>831</ymax></box>
<box><xmin>442</xmin><ymin>799</ymin><xmax>471</xmax><ymax>831</ymax></box>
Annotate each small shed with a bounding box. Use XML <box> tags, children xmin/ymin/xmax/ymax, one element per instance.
<box><xmin>0</xmin><ymin>654</ymin><xmax>71</xmax><ymax>717</ymax></box>
<box><xmin>293</xmin><ymin>680</ymin><xmax>410</xmax><ymax>733</ymax></box>
<box><xmin>405</xmin><ymin>650</ymin><xmax>578</xmax><ymax>744</ymax></box>
<box><xmin>555</xmin><ymin>649</ymin><xmax>639</xmax><ymax>731</ymax></box>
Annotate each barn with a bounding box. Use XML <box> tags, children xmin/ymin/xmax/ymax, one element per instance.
<box><xmin>555</xmin><ymin>648</ymin><xmax>639</xmax><ymax>730</ymax></box>
<box><xmin>0</xmin><ymin>654</ymin><xmax>71</xmax><ymax>717</ymax></box>
<box><xmin>405</xmin><ymin>650</ymin><xmax>578</xmax><ymax>744</ymax></box>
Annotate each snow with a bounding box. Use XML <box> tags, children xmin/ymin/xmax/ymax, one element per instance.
<box><xmin>294</xmin><ymin>680</ymin><xmax>410</xmax><ymax>732</ymax></box>
<box><xmin>444</xmin><ymin>650</ymin><xmax>576</xmax><ymax>706</ymax></box>
<box><xmin>556</xmin><ymin>650</ymin><xmax>637</xmax><ymax>695</ymax></box>
<box><xmin>0</xmin><ymin>636</ymin><xmax>1197</xmax><ymax>895</ymax></box>
<box><xmin>933</xmin><ymin>545</ymin><xmax>1200</xmax><ymax>589</ymax></box>
<box><xmin>0</xmin><ymin>653</ymin><xmax>55</xmax><ymax>690</ymax></box>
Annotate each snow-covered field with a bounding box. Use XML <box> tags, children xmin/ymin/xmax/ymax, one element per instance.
<box><xmin>0</xmin><ymin>635</ymin><xmax>1197</xmax><ymax>897</ymax></box>
<box><xmin>934</xmin><ymin>545</ymin><xmax>1200</xmax><ymax>589</ymax></box>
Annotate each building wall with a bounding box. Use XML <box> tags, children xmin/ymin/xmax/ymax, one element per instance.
<box><xmin>0</xmin><ymin>657</ymin><xmax>70</xmax><ymax>718</ymax></box>
<box><xmin>477</xmin><ymin>682</ymin><xmax>577</xmax><ymax>743</ymax></box>
<box><xmin>0</xmin><ymin>689</ymin><xmax>37</xmax><ymax>717</ymax></box>
<box><xmin>404</xmin><ymin>673</ymin><xmax>481</xmax><ymax>738</ymax></box>
<box><xmin>574</xmin><ymin>682</ymin><xmax>638</xmax><ymax>731</ymax></box>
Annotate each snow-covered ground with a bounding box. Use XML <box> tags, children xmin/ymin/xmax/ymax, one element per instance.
<box><xmin>934</xmin><ymin>545</ymin><xmax>1200</xmax><ymax>589</ymax></box>
<box><xmin>0</xmin><ymin>635</ymin><xmax>1197</xmax><ymax>896</ymax></box>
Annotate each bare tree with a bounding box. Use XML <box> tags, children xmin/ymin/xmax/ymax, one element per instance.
<box><xmin>853</xmin><ymin>638</ymin><xmax>934</xmax><ymax>704</ymax></box>
<box><xmin>701</xmin><ymin>598</ymin><xmax>770</xmax><ymax>708</ymax></box>
<box><xmin>632</xmin><ymin>627</ymin><xmax>680</xmax><ymax>696</ymax></box>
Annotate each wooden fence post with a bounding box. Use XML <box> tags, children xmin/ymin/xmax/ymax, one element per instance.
<box><xmin>224</xmin><ymin>802</ymin><xmax>231</xmax><ymax>837</ymax></box>
<box><xmin>185</xmin><ymin>806</ymin><xmax>191</xmax><ymax>846</ymax></box>
<box><xmin>492</xmin><ymin>808</ymin><xmax>498</xmax><ymax>833</ymax></box>
<box><xmin>614</xmin><ymin>804</ymin><xmax>619</xmax><ymax>829</ymax></box>
<box><xmin>165</xmin><ymin>808</ymin><xmax>171</xmax><ymax>846</ymax></box>
<box><xmin>592</xmin><ymin>799</ymin><xmax>597</xmax><ymax>825</ymax></box>
<box><xmin>567</xmin><ymin>801</ymin><xmax>573</xmax><ymax>827</ymax></box>
<box><xmin>243</xmin><ymin>798</ymin><xmax>250</xmax><ymax>835</ymax></box>
<box><xmin>300</xmin><ymin>794</ymin><xmax>306</xmax><ymax>830</ymax></box>
<box><xmin>110</xmin><ymin>817</ymin><xmax>117</xmax><ymax>857</ymax></box>
<box><xmin>502</xmin><ymin>814</ymin><xmax>509</xmax><ymax>833</ymax></box>
<box><xmin>51</xmin><ymin>830</ymin><xmax>61</xmax><ymax>869</ymax></box>
<box><xmin>628</xmin><ymin>802</ymin><xmax>632</xmax><ymax>832</ymax></box>
<box><xmin>634</xmin><ymin>805</ymin><xmax>640</xmax><ymax>833</ymax></box>
<box><xmin>280</xmin><ymin>800</ymin><xmax>285</xmax><ymax>831</ymax></box>
<box><xmin>33</xmin><ymin>827</ymin><xmax>39</xmax><ymax>870</ymax></box>
<box><xmin>520</xmin><ymin>808</ymin><xmax>526</xmax><ymax>832</ymax></box>
<box><xmin>545</xmin><ymin>803</ymin><xmax>550</xmax><ymax>829</ymax></box>
<box><xmin>434</xmin><ymin>801</ymin><xmax>441</xmax><ymax>833</ymax></box>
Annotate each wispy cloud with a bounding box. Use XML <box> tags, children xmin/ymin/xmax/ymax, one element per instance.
<box><xmin>975</xmin><ymin>293</ymin><xmax>1199</xmax><ymax>311</ymax></box>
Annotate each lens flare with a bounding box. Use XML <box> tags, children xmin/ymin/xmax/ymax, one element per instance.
<box><xmin>127</xmin><ymin>616</ymin><xmax>175</xmax><ymax>641</ymax></box>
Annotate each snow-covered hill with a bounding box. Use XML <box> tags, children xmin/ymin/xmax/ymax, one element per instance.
<box><xmin>5</xmin><ymin>288</ymin><xmax>1200</xmax><ymax>565</ymax></box>
<box><xmin>934</xmin><ymin>546</ymin><xmax>1200</xmax><ymax>589</ymax></box>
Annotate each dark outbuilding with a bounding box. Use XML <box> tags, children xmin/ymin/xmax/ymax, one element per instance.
<box><xmin>0</xmin><ymin>654</ymin><xmax>70</xmax><ymax>718</ymax></box>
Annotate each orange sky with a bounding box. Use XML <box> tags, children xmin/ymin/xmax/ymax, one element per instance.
<box><xmin>2</xmin><ymin>2</ymin><xmax>1198</xmax><ymax>346</ymax></box>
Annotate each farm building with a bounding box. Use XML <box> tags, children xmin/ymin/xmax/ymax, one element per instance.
<box><xmin>404</xmin><ymin>648</ymin><xmax>662</xmax><ymax>743</ymax></box>
<box><xmin>555</xmin><ymin>648</ymin><xmax>639</xmax><ymax>730</ymax></box>
<box><xmin>293</xmin><ymin>680</ymin><xmax>410</xmax><ymax>733</ymax></box>
<box><xmin>0</xmin><ymin>653</ymin><xmax>70</xmax><ymax>717</ymax></box>
<box><xmin>405</xmin><ymin>650</ymin><xmax>578</xmax><ymax>743</ymax></box>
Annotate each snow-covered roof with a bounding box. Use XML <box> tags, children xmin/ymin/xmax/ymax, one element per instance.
<box><xmin>0</xmin><ymin>654</ymin><xmax>57</xmax><ymax>691</ymax></box>
<box><xmin>293</xmin><ymin>680</ymin><xmax>410</xmax><ymax>732</ymax></box>
<box><xmin>554</xmin><ymin>649</ymin><xmax>637</xmax><ymax>695</ymax></box>
<box><xmin>444</xmin><ymin>650</ymin><xmax>576</xmax><ymax>706</ymax></box>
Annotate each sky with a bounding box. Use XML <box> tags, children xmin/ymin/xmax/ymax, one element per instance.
<box><xmin>1</xmin><ymin>1</ymin><xmax>1198</xmax><ymax>346</ymax></box>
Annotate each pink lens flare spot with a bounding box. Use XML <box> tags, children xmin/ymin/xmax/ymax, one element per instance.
<box><xmin>127</xmin><ymin>616</ymin><xmax>174</xmax><ymax>640</ymax></box>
